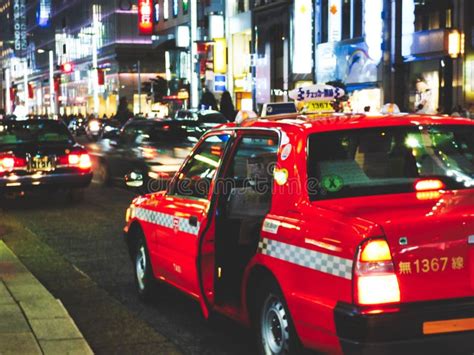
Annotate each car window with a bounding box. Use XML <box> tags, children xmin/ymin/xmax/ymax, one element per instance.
<box><xmin>226</xmin><ymin>134</ymin><xmax>279</xmax><ymax>218</ymax></box>
<box><xmin>172</xmin><ymin>134</ymin><xmax>231</xmax><ymax>199</ymax></box>
<box><xmin>308</xmin><ymin>125</ymin><xmax>474</xmax><ymax>200</ymax></box>
<box><xmin>0</xmin><ymin>121</ymin><xmax>73</xmax><ymax>146</ymax></box>
<box><xmin>199</xmin><ymin>112</ymin><xmax>228</xmax><ymax>124</ymax></box>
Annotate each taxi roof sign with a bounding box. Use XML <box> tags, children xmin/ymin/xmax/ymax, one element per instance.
<box><xmin>289</xmin><ymin>84</ymin><xmax>345</xmax><ymax>102</ymax></box>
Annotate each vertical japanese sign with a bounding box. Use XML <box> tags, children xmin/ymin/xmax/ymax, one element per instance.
<box><xmin>37</xmin><ymin>0</ymin><xmax>51</xmax><ymax>27</ymax></box>
<box><xmin>293</xmin><ymin>0</ymin><xmax>313</xmax><ymax>74</ymax></box>
<box><xmin>328</xmin><ymin>0</ymin><xmax>342</xmax><ymax>42</ymax></box>
<box><xmin>13</xmin><ymin>0</ymin><xmax>27</xmax><ymax>53</ymax></box>
<box><xmin>138</xmin><ymin>0</ymin><xmax>154</xmax><ymax>35</ymax></box>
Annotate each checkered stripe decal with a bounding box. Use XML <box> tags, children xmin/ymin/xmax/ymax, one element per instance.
<box><xmin>258</xmin><ymin>238</ymin><xmax>353</xmax><ymax>280</ymax></box>
<box><xmin>135</xmin><ymin>208</ymin><xmax>200</xmax><ymax>236</ymax></box>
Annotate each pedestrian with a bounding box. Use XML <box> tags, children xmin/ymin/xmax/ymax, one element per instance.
<box><xmin>200</xmin><ymin>91</ymin><xmax>218</xmax><ymax>110</ymax></box>
<box><xmin>219</xmin><ymin>91</ymin><xmax>236</xmax><ymax>121</ymax></box>
<box><xmin>115</xmin><ymin>96</ymin><xmax>133</xmax><ymax>127</ymax></box>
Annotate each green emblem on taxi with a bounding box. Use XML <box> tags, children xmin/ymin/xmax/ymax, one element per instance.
<box><xmin>321</xmin><ymin>175</ymin><xmax>344</xmax><ymax>192</ymax></box>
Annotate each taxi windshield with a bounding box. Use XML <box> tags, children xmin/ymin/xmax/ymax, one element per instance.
<box><xmin>308</xmin><ymin>125</ymin><xmax>474</xmax><ymax>200</ymax></box>
<box><xmin>0</xmin><ymin>120</ymin><xmax>73</xmax><ymax>146</ymax></box>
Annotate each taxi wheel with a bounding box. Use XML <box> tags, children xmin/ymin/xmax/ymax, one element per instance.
<box><xmin>257</xmin><ymin>282</ymin><xmax>301</xmax><ymax>355</ymax></box>
<box><xmin>134</xmin><ymin>237</ymin><xmax>156</xmax><ymax>302</ymax></box>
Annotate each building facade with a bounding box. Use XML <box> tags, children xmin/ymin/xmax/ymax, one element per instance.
<box><xmin>1</xmin><ymin>0</ymin><xmax>163</xmax><ymax>117</ymax></box>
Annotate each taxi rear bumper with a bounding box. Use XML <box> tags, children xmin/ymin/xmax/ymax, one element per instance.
<box><xmin>334</xmin><ymin>297</ymin><xmax>474</xmax><ymax>355</ymax></box>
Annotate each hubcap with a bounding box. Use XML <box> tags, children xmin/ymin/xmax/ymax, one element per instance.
<box><xmin>261</xmin><ymin>295</ymin><xmax>290</xmax><ymax>354</ymax></box>
<box><xmin>136</xmin><ymin>245</ymin><xmax>146</xmax><ymax>291</ymax></box>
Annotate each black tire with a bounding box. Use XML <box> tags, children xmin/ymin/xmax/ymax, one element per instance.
<box><xmin>134</xmin><ymin>235</ymin><xmax>157</xmax><ymax>302</ymax></box>
<box><xmin>256</xmin><ymin>280</ymin><xmax>302</xmax><ymax>355</ymax></box>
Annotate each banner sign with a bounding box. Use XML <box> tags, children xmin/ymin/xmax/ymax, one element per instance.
<box><xmin>13</xmin><ymin>0</ymin><xmax>27</xmax><ymax>52</ymax></box>
<box><xmin>138</xmin><ymin>0</ymin><xmax>154</xmax><ymax>35</ymax></box>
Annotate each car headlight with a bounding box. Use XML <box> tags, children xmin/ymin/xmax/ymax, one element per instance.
<box><xmin>125</xmin><ymin>205</ymin><xmax>136</xmax><ymax>223</ymax></box>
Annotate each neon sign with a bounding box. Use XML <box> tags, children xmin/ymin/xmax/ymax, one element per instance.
<box><xmin>138</xmin><ymin>0</ymin><xmax>154</xmax><ymax>35</ymax></box>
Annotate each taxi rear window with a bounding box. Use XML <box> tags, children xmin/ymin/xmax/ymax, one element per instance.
<box><xmin>308</xmin><ymin>125</ymin><xmax>474</xmax><ymax>200</ymax></box>
<box><xmin>0</xmin><ymin>120</ymin><xmax>72</xmax><ymax>146</ymax></box>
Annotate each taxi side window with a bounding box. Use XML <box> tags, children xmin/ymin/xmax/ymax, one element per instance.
<box><xmin>226</xmin><ymin>135</ymin><xmax>278</xmax><ymax>219</ymax></box>
<box><xmin>171</xmin><ymin>134</ymin><xmax>230</xmax><ymax>199</ymax></box>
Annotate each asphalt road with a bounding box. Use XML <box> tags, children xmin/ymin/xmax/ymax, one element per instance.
<box><xmin>0</xmin><ymin>184</ymin><xmax>256</xmax><ymax>355</ymax></box>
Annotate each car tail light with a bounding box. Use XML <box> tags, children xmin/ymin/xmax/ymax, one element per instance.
<box><xmin>64</xmin><ymin>152</ymin><xmax>92</xmax><ymax>170</ymax></box>
<box><xmin>415</xmin><ymin>178</ymin><xmax>445</xmax><ymax>192</ymax></box>
<box><xmin>141</xmin><ymin>146</ymin><xmax>158</xmax><ymax>160</ymax></box>
<box><xmin>354</xmin><ymin>238</ymin><xmax>400</xmax><ymax>306</ymax></box>
<box><xmin>0</xmin><ymin>155</ymin><xmax>26</xmax><ymax>172</ymax></box>
<box><xmin>1</xmin><ymin>157</ymin><xmax>15</xmax><ymax>172</ymax></box>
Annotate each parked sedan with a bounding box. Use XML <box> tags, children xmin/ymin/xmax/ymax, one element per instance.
<box><xmin>0</xmin><ymin>119</ymin><xmax>92</xmax><ymax>201</ymax></box>
<box><xmin>91</xmin><ymin>119</ymin><xmax>204</xmax><ymax>192</ymax></box>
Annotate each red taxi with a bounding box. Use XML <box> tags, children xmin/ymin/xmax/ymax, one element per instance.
<box><xmin>124</xmin><ymin>113</ymin><xmax>474</xmax><ymax>354</ymax></box>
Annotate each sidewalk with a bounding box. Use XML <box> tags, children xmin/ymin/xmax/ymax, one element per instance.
<box><xmin>0</xmin><ymin>240</ymin><xmax>93</xmax><ymax>355</ymax></box>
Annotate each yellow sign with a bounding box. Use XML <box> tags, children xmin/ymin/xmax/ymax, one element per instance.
<box><xmin>213</xmin><ymin>38</ymin><xmax>227</xmax><ymax>74</ymax></box>
<box><xmin>306</xmin><ymin>101</ymin><xmax>334</xmax><ymax>113</ymax></box>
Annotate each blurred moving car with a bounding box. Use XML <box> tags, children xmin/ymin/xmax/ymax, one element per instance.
<box><xmin>91</xmin><ymin>119</ymin><xmax>204</xmax><ymax>191</ymax></box>
<box><xmin>174</xmin><ymin>109</ymin><xmax>229</xmax><ymax>128</ymax></box>
<box><xmin>0</xmin><ymin>119</ymin><xmax>92</xmax><ymax>201</ymax></box>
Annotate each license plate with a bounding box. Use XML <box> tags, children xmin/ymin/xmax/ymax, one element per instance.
<box><xmin>29</xmin><ymin>156</ymin><xmax>54</xmax><ymax>172</ymax></box>
<box><xmin>423</xmin><ymin>317</ymin><xmax>474</xmax><ymax>335</ymax></box>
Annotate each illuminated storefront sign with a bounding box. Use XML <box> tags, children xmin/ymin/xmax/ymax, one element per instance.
<box><xmin>13</xmin><ymin>0</ymin><xmax>27</xmax><ymax>52</ymax></box>
<box><xmin>176</xmin><ymin>25</ymin><xmax>190</xmax><ymax>48</ymax></box>
<box><xmin>154</xmin><ymin>2</ymin><xmax>160</xmax><ymax>23</ymax></box>
<box><xmin>213</xmin><ymin>38</ymin><xmax>227</xmax><ymax>74</ymax></box>
<box><xmin>37</xmin><ymin>0</ymin><xmax>51</xmax><ymax>27</ymax></box>
<box><xmin>172</xmin><ymin>0</ymin><xmax>178</xmax><ymax>17</ymax></box>
<box><xmin>328</xmin><ymin>0</ymin><xmax>342</xmax><ymax>42</ymax></box>
<box><xmin>293</xmin><ymin>0</ymin><xmax>312</xmax><ymax>74</ymax></box>
<box><xmin>401</xmin><ymin>0</ymin><xmax>415</xmax><ymax>57</ymax></box>
<box><xmin>183</xmin><ymin>0</ymin><xmax>189</xmax><ymax>14</ymax></box>
<box><xmin>163</xmin><ymin>0</ymin><xmax>169</xmax><ymax>20</ymax></box>
<box><xmin>364</xmin><ymin>0</ymin><xmax>383</xmax><ymax>64</ymax></box>
<box><xmin>138</xmin><ymin>0</ymin><xmax>154</xmax><ymax>35</ymax></box>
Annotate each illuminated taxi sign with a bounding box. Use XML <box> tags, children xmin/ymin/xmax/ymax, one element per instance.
<box><xmin>289</xmin><ymin>84</ymin><xmax>345</xmax><ymax>102</ymax></box>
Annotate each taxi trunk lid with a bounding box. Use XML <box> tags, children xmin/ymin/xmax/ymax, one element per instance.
<box><xmin>320</xmin><ymin>190</ymin><xmax>474</xmax><ymax>303</ymax></box>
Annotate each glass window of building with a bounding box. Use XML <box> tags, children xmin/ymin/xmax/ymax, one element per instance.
<box><xmin>321</xmin><ymin>0</ymin><xmax>363</xmax><ymax>43</ymax></box>
<box><xmin>414</xmin><ymin>0</ymin><xmax>453</xmax><ymax>31</ymax></box>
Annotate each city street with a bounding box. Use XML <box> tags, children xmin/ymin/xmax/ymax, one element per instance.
<box><xmin>0</xmin><ymin>184</ymin><xmax>256</xmax><ymax>355</ymax></box>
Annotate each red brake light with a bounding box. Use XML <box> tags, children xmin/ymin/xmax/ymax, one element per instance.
<box><xmin>1</xmin><ymin>157</ymin><xmax>15</xmax><ymax>171</ymax></box>
<box><xmin>66</xmin><ymin>153</ymin><xmax>91</xmax><ymax>170</ymax></box>
<box><xmin>354</xmin><ymin>239</ymin><xmax>400</xmax><ymax>306</ymax></box>
<box><xmin>415</xmin><ymin>179</ymin><xmax>445</xmax><ymax>192</ymax></box>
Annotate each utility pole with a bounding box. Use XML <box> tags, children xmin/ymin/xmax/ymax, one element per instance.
<box><xmin>23</xmin><ymin>59</ymin><xmax>28</xmax><ymax>111</ymax></box>
<box><xmin>5</xmin><ymin>68</ymin><xmax>11</xmax><ymax>114</ymax></box>
<box><xmin>49</xmin><ymin>50</ymin><xmax>55</xmax><ymax>116</ymax></box>
<box><xmin>137</xmin><ymin>60</ymin><xmax>141</xmax><ymax>114</ymax></box>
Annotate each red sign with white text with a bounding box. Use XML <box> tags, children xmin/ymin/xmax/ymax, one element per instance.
<box><xmin>138</xmin><ymin>0</ymin><xmax>153</xmax><ymax>35</ymax></box>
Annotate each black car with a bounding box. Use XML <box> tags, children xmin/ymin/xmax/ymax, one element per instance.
<box><xmin>92</xmin><ymin>119</ymin><xmax>204</xmax><ymax>192</ymax></box>
<box><xmin>174</xmin><ymin>109</ymin><xmax>229</xmax><ymax>127</ymax></box>
<box><xmin>0</xmin><ymin>119</ymin><xmax>93</xmax><ymax>201</ymax></box>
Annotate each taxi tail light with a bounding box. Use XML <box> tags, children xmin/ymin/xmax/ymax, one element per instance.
<box><xmin>0</xmin><ymin>155</ymin><xmax>26</xmax><ymax>172</ymax></box>
<box><xmin>60</xmin><ymin>152</ymin><xmax>92</xmax><ymax>170</ymax></box>
<box><xmin>354</xmin><ymin>238</ymin><xmax>400</xmax><ymax>306</ymax></box>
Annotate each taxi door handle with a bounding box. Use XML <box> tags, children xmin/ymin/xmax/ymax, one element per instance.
<box><xmin>189</xmin><ymin>216</ymin><xmax>198</xmax><ymax>227</ymax></box>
